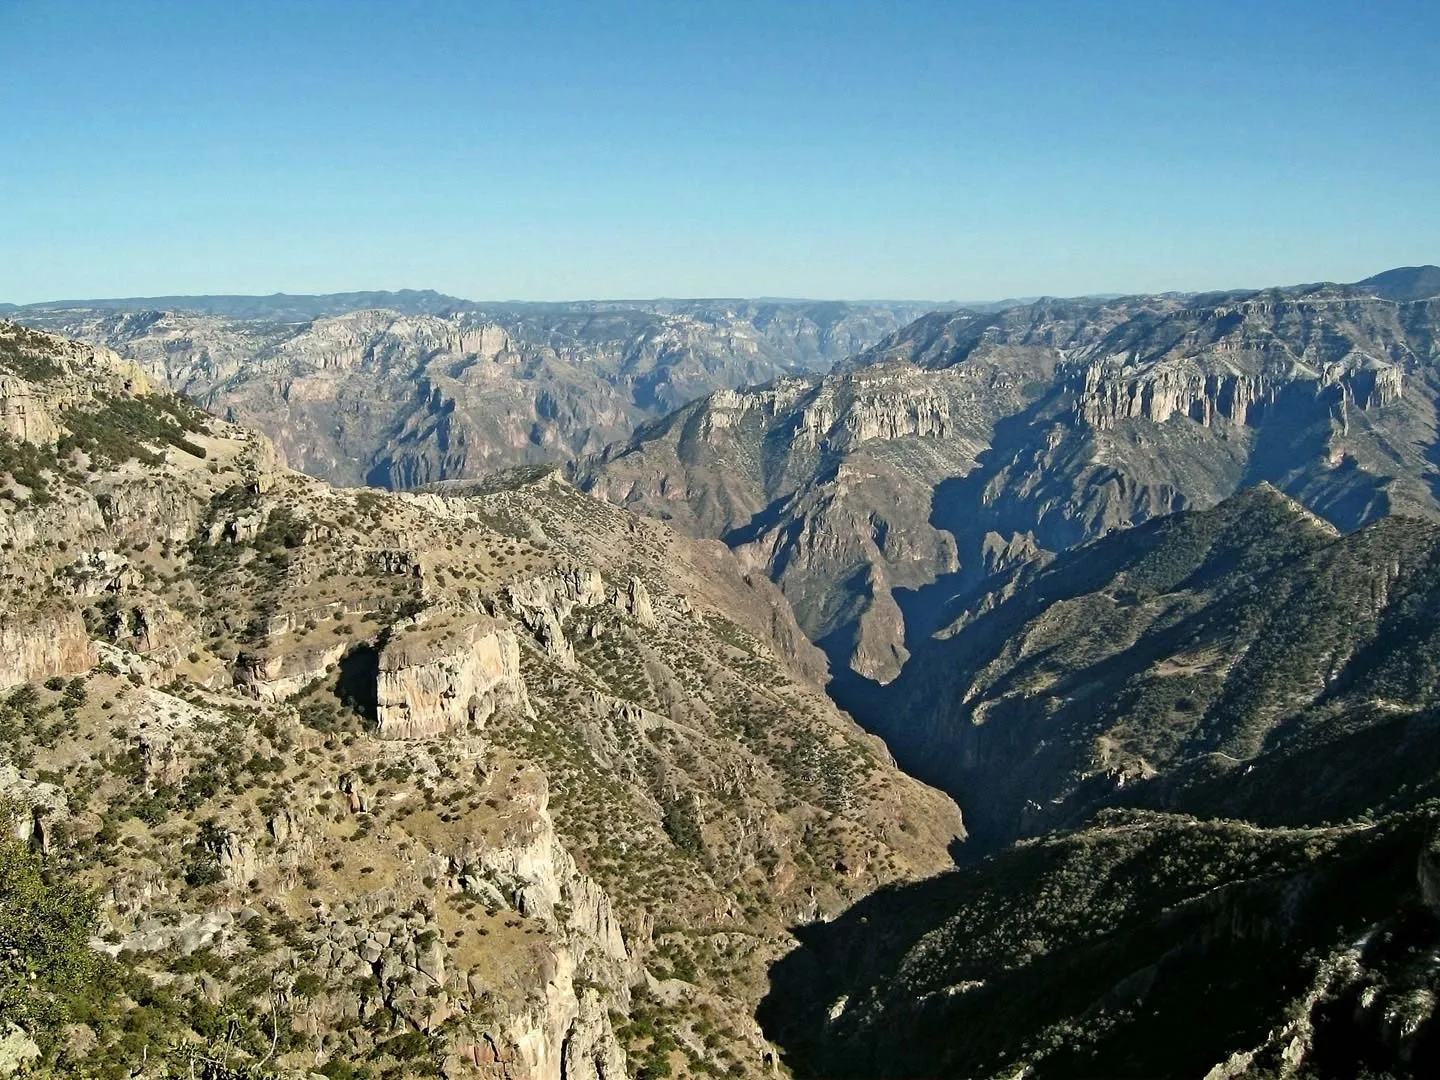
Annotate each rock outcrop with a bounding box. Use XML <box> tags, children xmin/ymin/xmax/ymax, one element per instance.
<box><xmin>233</xmin><ymin>639</ymin><xmax>351</xmax><ymax>700</ymax></box>
<box><xmin>452</xmin><ymin>767</ymin><xmax>629</xmax><ymax>966</ymax></box>
<box><xmin>0</xmin><ymin>764</ymin><xmax>66</xmax><ymax>853</ymax></box>
<box><xmin>0</xmin><ymin>610</ymin><xmax>94</xmax><ymax>690</ymax></box>
<box><xmin>612</xmin><ymin>576</ymin><xmax>657</xmax><ymax>627</ymax></box>
<box><xmin>503</xmin><ymin>564</ymin><xmax>608</xmax><ymax>665</ymax></box>
<box><xmin>375</xmin><ymin>612</ymin><xmax>529</xmax><ymax>738</ymax></box>
<box><xmin>0</xmin><ymin>323</ymin><xmax>154</xmax><ymax>443</ymax></box>
<box><xmin>446</xmin><ymin>954</ymin><xmax>626</xmax><ymax>1080</ymax></box>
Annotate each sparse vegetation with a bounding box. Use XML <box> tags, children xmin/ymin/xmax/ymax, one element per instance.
<box><xmin>59</xmin><ymin>392</ymin><xmax>209</xmax><ymax>466</ymax></box>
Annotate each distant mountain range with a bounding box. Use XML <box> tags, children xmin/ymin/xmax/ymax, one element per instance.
<box><xmin>13</xmin><ymin>298</ymin><xmax>935</xmax><ymax>486</ymax></box>
<box><xmin>0</xmin><ymin>288</ymin><xmax>474</xmax><ymax>320</ymax></box>
<box><xmin>1</xmin><ymin>290</ymin><xmax>946</xmax><ymax>320</ymax></box>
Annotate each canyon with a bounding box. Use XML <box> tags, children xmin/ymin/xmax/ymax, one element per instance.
<box><xmin>583</xmin><ymin>274</ymin><xmax>1440</xmax><ymax>686</ymax></box>
<box><xmin>6</xmin><ymin>266</ymin><xmax>1440</xmax><ymax>1078</ymax></box>
<box><xmin>16</xmin><ymin>296</ymin><xmax>930</xmax><ymax>488</ymax></box>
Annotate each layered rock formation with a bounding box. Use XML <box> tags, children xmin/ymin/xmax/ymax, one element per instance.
<box><xmin>232</xmin><ymin>639</ymin><xmax>353</xmax><ymax>700</ymax></box>
<box><xmin>582</xmin><ymin>345</ymin><xmax>1052</xmax><ymax>681</ymax></box>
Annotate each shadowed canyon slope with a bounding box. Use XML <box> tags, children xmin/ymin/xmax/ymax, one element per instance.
<box><xmin>758</xmin><ymin>485</ymin><xmax>1440</xmax><ymax>1078</ymax></box>
<box><xmin>861</xmin><ymin>486</ymin><xmax>1440</xmax><ymax>846</ymax></box>
<box><xmin>762</xmin><ymin>805</ymin><xmax>1440</xmax><ymax>1079</ymax></box>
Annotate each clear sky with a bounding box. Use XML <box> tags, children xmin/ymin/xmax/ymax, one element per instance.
<box><xmin>2</xmin><ymin>0</ymin><xmax>1436</xmax><ymax>302</ymax></box>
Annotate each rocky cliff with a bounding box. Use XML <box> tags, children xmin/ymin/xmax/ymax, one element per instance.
<box><xmin>0</xmin><ymin>610</ymin><xmax>94</xmax><ymax>691</ymax></box>
<box><xmin>376</xmin><ymin>612</ymin><xmax>529</xmax><ymax>739</ymax></box>
<box><xmin>582</xmin><ymin>280</ymin><xmax>1440</xmax><ymax>686</ymax></box>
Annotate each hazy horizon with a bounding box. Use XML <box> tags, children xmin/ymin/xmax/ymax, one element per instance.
<box><xmin>3</xmin><ymin>264</ymin><xmax>1430</xmax><ymax>312</ymax></box>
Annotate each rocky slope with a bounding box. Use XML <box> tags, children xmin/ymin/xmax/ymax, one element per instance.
<box><xmin>0</xmin><ymin>321</ymin><xmax>961</xmax><ymax>1079</ymax></box>
<box><xmin>14</xmin><ymin>297</ymin><xmax>931</xmax><ymax>488</ymax></box>
<box><xmin>582</xmin><ymin>271</ymin><xmax>1440</xmax><ymax>684</ymax></box>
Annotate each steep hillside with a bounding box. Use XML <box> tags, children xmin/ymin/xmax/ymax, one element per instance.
<box><xmin>0</xmin><ymin>322</ymin><xmax>960</xmax><ymax>1078</ymax></box>
<box><xmin>761</xmin><ymin>805</ymin><xmax>1440</xmax><ymax>1079</ymax></box>
<box><xmin>15</xmin><ymin>299</ymin><xmax>930</xmax><ymax>488</ymax></box>
<box><xmin>583</xmin><ymin>277</ymin><xmax>1440</xmax><ymax>684</ymax></box>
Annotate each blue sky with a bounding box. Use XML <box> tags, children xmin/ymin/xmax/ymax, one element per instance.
<box><xmin>1</xmin><ymin>0</ymin><xmax>1436</xmax><ymax>302</ymax></box>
